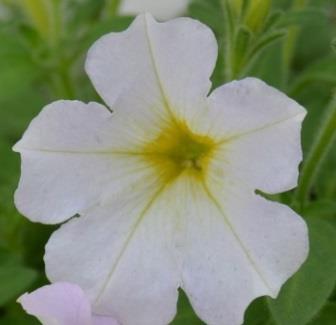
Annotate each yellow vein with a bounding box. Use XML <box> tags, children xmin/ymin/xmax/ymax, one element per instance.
<box><xmin>217</xmin><ymin>112</ymin><xmax>304</xmax><ymax>146</ymax></box>
<box><xmin>94</xmin><ymin>182</ymin><xmax>169</xmax><ymax>305</ymax></box>
<box><xmin>201</xmin><ymin>179</ymin><xmax>275</xmax><ymax>295</ymax></box>
<box><xmin>143</xmin><ymin>15</ymin><xmax>179</xmax><ymax>126</ymax></box>
<box><xmin>16</xmin><ymin>147</ymin><xmax>145</xmax><ymax>156</ymax></box>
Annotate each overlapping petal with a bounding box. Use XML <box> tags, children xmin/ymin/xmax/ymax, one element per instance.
<box><xmin>85</xmin><ymin>14</ymin><xmax>217</xmax><ymax>119</ymax></box>
<box><xmin>13</xmin><ymin>97</ymin><xmax>174</xmax><ymax>224</ymax></box>
<box><xmin>204</xmin><ymin>78</ymin><xmax>306</xmax><ymax>194</ymax></box>
<box><xmin>18</xmin><ymin>282</ymin><xmax>118</xmax><ymax>325</ymax></box>
<box><xmin>13</xmin><ymin>101</ymin><xmax>112</xmax><ymax>223</ymax></box>
<box><xmin>181</xmin><ymin>180</ymin><xmax>308</xmax><ymax>324</ymax></box>
<box><xmin>45</xmin><ymin>173</ymin><xmax>185</xmax><ymax>325</ymax></box>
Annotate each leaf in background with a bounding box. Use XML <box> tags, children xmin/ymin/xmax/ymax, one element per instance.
<box><xmin>244</xmin><ymin>0</ymin><xmax>271</xmax><ymax>33</ymax></box>
<box><xmin>232</xmin><ymin>26</ymin><xmax>251</xmax><ymax>77</ymax></box>
<box><xmin>188</xmin><ymin>0</ymin><xmax>225</xmax><ymax>36</ymax></box>
<box><xmin>71</xmin><ymin>15</ymin><xmax>134</xmax><ymax>58</ymax></box>
<box><xmin>248</xmin><ymin>29</ymin><xmax>286</xmax><ymax>65</ymax></box>
<box><xmin>290</xmin><ymin>56</ymin><xmax>336</xmax><ymax>96</ymax></box>
<box><xmin>0</xmin><ymin>264</ymin><xmax>37</xmax><ymax>306</ymax></box>
<box><xmin>170</xmin><ymin>290</ymin><xmax>204</xmax><ymax>325</ymax></box>
<box><xmin>315</xmin><ymin>142</ymin><xmax>336</xmax><ymax>201</ymax></box>
<box><xmin>249</xmin><ymin>43</ymin><xmax>285</xmax><ymax>89</ymax></box>
<box><xmin>276</xmin><ymin>7</ymin><xmax>328</xmax><ymax>28</ymax></box>
<box><xmin>268</xmin><ymin>216</ymin><xmax>336</xmax><ymax>325</ymax></box>
<box><xmin>291</xmin><ymin>6</ymin><xmax>334</xmax><ymax>68</ymax></box>
<box><xmin>0</xmin><ymin>31</ymin><xmax>42</xmax><ymax>104</ymax></box>
<box><xmin>66</xmin><ymin>0</ymin><xmax>105</xmax><ymax>33</ymax></box>
<box><xmin>304</xmin><ymin>200</ymin><xmax>336</xmax><ymax>222</ymax></box>
<box><xmin>0</xmin><ymin>59</ymin><xmax>39</xmax><ymax>102</ymax></box>
<box><xmin>308</xmin><ymin>302</ymin><xmax>336</xmax><ymax>325</ymax></box>
<box><xmin>188</xmin><ymin>0</ymin><xmax>227</xmax><ymax>87</ymax></box>
<box><xmin>0</xmin><ymin>303</ymin><xmax>38</xmax><ymax>325</ymax></box>
<box><xmin>243</xmin><ymin>297</ymin><xmax>273</xmax><ymax>325</ymax></box>
<box><xmin>262</xmin><ymin>11</ymin><xmax>284</xmax><ymax>34</ymax></box>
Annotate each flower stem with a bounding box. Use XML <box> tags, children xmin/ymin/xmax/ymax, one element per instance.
<box><xmin>59</xmin><ymin>66</ymin><xmax>75</xmax><ymax>99</ymax></box>
<box><xmin>104</xmin><ymin>0</ymin><xmax>122</xmax><ymax>18</ymax></box>
<box><xmin>220</xmin><ymin>0</ymin><xmax>235</xmax><ymax>82</ymax></box>
<box><xmin>282</xmin><ymin>0</ymin><xmax>309</xmax><ymax>88</ymax></box>
<box><xmin>294</xmin><ymin>93</ymin><xmax>336</xmax><ymax>209</ymax></box>
<box><xmin>20</xmin><ymin>0</ymin><xmax>61</xmax><ymax>47</ymax></box>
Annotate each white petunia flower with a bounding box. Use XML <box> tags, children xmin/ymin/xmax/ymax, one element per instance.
<box><xmin>14</xmin><ymin>14</ymin><xmax>309</xmax><ymax>325</ymax></box>
<box><xmin>18</xmin><ymin>282</ymin><xmax>118</xmax><ymax>325</ymax></box>
<box><xmin>118</xmin><ymin>0</ymin><xmax>189</xmax><ymax>20</ymax></box>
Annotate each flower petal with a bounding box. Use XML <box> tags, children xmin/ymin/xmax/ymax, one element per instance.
<box><xmin>13</xmin><ymin>100</ymin><xmax>118</xmax><ymax>224</ymax></box>
<box><xmin>206</xmin><ymin>77</ymin><xmax>306</xmax><ymax>193</ymax></box>
<box><xmin>13</xmin><ymin>96</ymin><xmax>181</xmax><ymax>224</ymax></box>
<box><xmin>181</xmin><ymin>182</ymin><xmax>308</xmax><ymax>325</ymax></box>
<box><xmin>44</xmin><ymin>174</ymin><xmax>186</xmax><ymax>325</ymax></box>
<box><xmin>13</xmin><ymin>100</ymin><xmax>111</xmax><ymax>152</ymax></box>
<box><xmin>119</xmin><ymin>0</ymin><xmax>190</xmax><ymax>20</ymax></box>
<box><xmin>85</xmin><ymin>13</ymin><xmax>217</xmax><ymax>118</ymax></box>
<box><xmin>92</xmin><ymin>315</ymin><xmax>119</xmax><ymax>325</ymax></box>
<box><xmin>18</xmin><ymin>282</ymin><xmax>92</xmax><ymax>325</ymax></box>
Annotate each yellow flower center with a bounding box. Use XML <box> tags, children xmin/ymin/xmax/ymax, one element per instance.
<box><xmin>143</xmin><ymin>120</ymin><xmax>216</xmax><ymax>183</ymax></box>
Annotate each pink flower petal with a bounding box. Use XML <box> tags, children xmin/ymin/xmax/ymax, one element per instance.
<box><xmin>18</xmin><ymin>282</ymin><xmax>93</xmax><ymax>325</ymax></box>
<box><xmin>92</xmin><ymin>314</ymin><xmax>120</xmax><ymax>325</ymax></box>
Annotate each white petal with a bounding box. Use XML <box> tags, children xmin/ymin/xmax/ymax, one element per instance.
<box><xmin>13</xmin><ymin>101</ymin><xmax>117</xmax><ymax>224</ymax></box>
<box><xmin>13</xmin><ymin>100</ymin><xmax>158</xmax><ymax>224</ymax></box>
<box><xmin>206</xmin><ymin>77</ymin><xmax>306</xmax><ymax>193</ymax></box>
<box><xmin>119</xmin><ymin>0</ymin><xmax>190</xmax><ymax>20</ymax></box>
<box><xmin>85</xmin><ymin>13</ymin><xmax>217</xmax><ymax>119</ymax></box>
<box><xmin>44</xmin><ymin>173</ymin><xmax>187</xmax><ymax>325</ymax></box>
<box><xmin>182</xmin><ymin>182</ymin><xmax>308</xmax><ymax>325</ymax></box>
<box><xmin>18</xmin><ymin>282</ymin><xmax>92</xmax><ymax>325</ymax></box>
<box><xmin>13</xmin><ymin>100</ymin><xmax>111</xmax><ymax>152</ymax></box>
<box><xmin>222</xmin><ymin>117</ymin><xmax>304</xmax><ymax>194</ymax></box>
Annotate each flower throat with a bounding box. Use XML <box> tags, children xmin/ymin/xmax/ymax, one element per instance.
<box><xmin>143</xmin><ymin>120</ymin><xmax>216</xmax><ymax>182</ymax></box>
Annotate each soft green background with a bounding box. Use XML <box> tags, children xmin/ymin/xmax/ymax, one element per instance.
<box><xmin>0</xmin><ymin>0</ymin><xmax>336</xmax><ymax>324</ymax></box>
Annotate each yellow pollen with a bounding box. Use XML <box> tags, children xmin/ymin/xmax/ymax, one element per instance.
<box><xmin>142</xmin><ymin>120</ymin><xmax>216</xmax><ymax>182</ymax></box>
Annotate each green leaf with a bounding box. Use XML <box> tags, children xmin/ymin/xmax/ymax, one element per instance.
<box><xmin>0</xmin><ymin>31</ymin><xmax>41</xmax><ymax>103</ymax></box>
<box><xmin>243</xmin><ymin>30</ymin><xmax>286</xmax><ymax>77</ymax></box>
<box><xmin>0</xmin><ymin>265</ymin><xmax>37</xmax><ymax>306</ymax></box>
<box><xmin>243</xmin><ymin>297</ymin><xmax>273</xmax><ymax>325</ymax></box>
<box><xmin>0</xmin><ymin>303</ymin><xmax>39</xmax><ymax>325</ymax></box>
<box><xmin>232</xmin><ymin>26</ymin><xmax>251</xmax><ymax>77</ymax></box>
<box><xmin>104</xmin><ymin>0</ymin><xmax>123</xmax><ymax>17</ymax></box>
<box><xmin>188</xmin><ymin>0</ymin><xmax>225</xmax><ymax>36</ymax></box>
<box><xmin>304</xmin><ymin>200</ymin><xmax>336</xmax><ymax>220</ymax></box>
<box><xmin>0</xmin><ymin>59</ymin><xmax>39</xmax><ymax>101</ymax></box>
<box><xmin>66</xmin><ymin>0</ymin><xmax>106</xmax><ymax>34</ymax></box>
<box><xmin>227</xmin><ymin>0</ymin><xmax>243</xmax><ymax>18</ymax></box>
<box><xmin>308</xmin><ymin>302</ymin><xmax>336</xmax><ymax>325</ymax></box>
<box><xmin>73</xmin><ymin>16</ymin><xmax>134</xmax><ymax>56</ymax></box>
<box><xmin>268</xmin><ymin>216</ymin><xmax>336</xmax><ymax>325</ymax></box>
<box><xmin>277</xmin><ymin>7</ymin><xmax>328</xmax><ymax>28</ymax></box>
<box><xmin>244</xmin><ymin>0</ymin><xmax>271</xmax><ymax>33</ymax></box>
<box><xmin>262</xmin><ymin>11</ymin><xmax>284</xmax><ymax>33</ymax></box>
<box><xmin>18</xmin><ymin>0</ymin><xmax>61</xmax><ymax>45</ymax></box>
<box><xmin>290</xmin><ymin>56</ymin><xmax>336</xmax><ymax>96</ymax></box>
<box><xmin>249</xmin><ymin>29</ymin><xmax>286</xmax><ymax>60</ymax></box>
<box><xmin>170</xmin><ymin>290</ymin><xmax>204</xmax><ymax>325</ymax></box>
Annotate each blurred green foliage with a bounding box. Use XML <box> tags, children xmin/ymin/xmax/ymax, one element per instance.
<box><xmin>0</xmin><ymin>0</ymin><xmax>336</xmax><ymax>324</ymax></box>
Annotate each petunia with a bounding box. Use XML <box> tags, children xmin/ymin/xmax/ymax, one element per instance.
<box><xmin>118</xmin><ymin>0</ymin><xmax>189</xmax><ymax>20</ymax></box>
<box><xmin>18</xmin><ymin>282</ymin><xmax>118</xmax><ymax>325</ymax></box>
<box><xmin>14</xmin><ymin>14</ymin><xmax>309</xmax><ymax>325</ymax></box>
